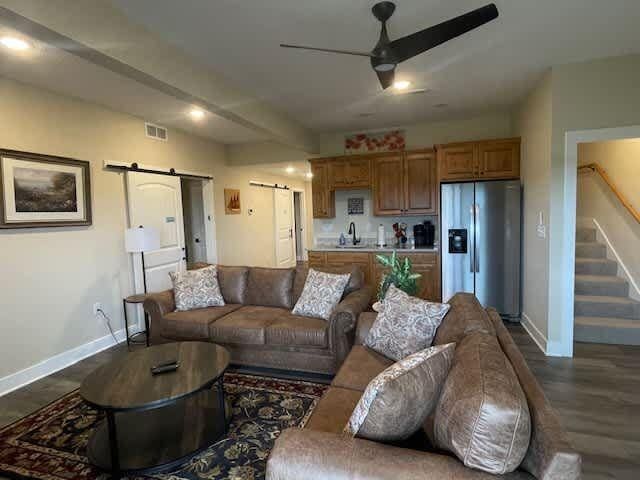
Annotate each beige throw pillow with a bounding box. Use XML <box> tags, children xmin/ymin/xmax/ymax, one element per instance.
<box><xmin>292</xmin><ymin>268</ymin><xmax>350</xmax><ymax>320</ymax></box>
<box><xmin>344</xmin><ymin>343</ymin><xmax>455</xmax><ymax>442</ymax></box>
<box><xmin>365</xmin><ymin>285</ymin><xmax>450</xmax><ymax>361</ymax></box>
<box><xmin>169</xmin><ymin>265</ymin><xmax>225</xmax><ymax>311</ymax></box>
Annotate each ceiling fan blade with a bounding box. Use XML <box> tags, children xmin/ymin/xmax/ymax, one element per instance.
<box><xmin>280</xmin><ymin>44</ymin><xmax>374</xmax><ymax>57</ymax></box>
<box><xmin>376</xmin><ymin>69</ymin><xmax>395</xmax><ymax>90</ymax></box>
<box><xmin>389</xmin><ymin>3</ymin><xmax>499</xmax><ymax>63</ymax></box>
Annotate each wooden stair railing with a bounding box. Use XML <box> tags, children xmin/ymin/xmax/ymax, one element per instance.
<box><xmin>578</xmin><ymin>162</ymin><xmax>640</xmax><ymax>224</ymax></box>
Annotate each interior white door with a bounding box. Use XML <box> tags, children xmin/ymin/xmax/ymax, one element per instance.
<box><xmin>127</xmin><ymin>172</ymin><xmax>186</xmax><ymax>293</ymax></box>
<box><xmin>274</xmin><ymin>189</ymin><xmax>295</xmax><ymax>267</ymax></box>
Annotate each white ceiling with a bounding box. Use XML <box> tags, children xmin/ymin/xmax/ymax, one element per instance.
<box><xmin>0</xmin><ymin>26</ymin><xmax>270</xmax><ymax>145</ymax></box>
<box><xmin>109</xmin><ymin>0</ymin><xmax>640</xmax><ymax>133</ymax></box>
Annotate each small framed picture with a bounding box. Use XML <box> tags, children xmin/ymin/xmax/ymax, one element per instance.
<box><xmin>224</xmin><ymin>188</ymin><xmax>241</xmax><ymax>214</ymax></box>
<box><xmin>348</xmin><ymin>197</ymin><xmax>364</xmax><ymax>215</ymax></box>
<box><xmin>0</xmin><ymin>149</ymin><xmax>92</xmax><ymax>228</ymax></box>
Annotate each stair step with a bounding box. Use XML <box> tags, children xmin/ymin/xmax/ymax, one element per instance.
<box><xmin>575</xmin><ymin>258</ymin><xmax>618</xmax><ymax>276</ymax></box>
<box><xmin>575</xmin><ymin>274</ymin><xmax>629</xmax><ymax>297</ymax></box>
<box><xmin>574</xmin><ymin>295</ymin><xmax>640</xmax><ymax>319</ymax></box>
<box><xmin>575</xmin><ymin>242</ymin><xmax>607</xmax><ymax>259</ymax></box>
<box><xmin>575</xmin><ymin>316</ymin><xmax>640</xmax><ymax>345</ymax></box>
<box><xmin>576</xmin><ymin>227</ymin><xmax>597</xmax><ymax>242</ymax></box>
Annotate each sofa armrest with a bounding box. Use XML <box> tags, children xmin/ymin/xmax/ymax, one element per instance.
<box><xmin>143</xmin><ymin>290</ymin><xmax>175</xmax><ymax>344</ymax></box>
<box><xmin>356</xmin><ymin>311</ymin><xmax>378</xmax><ymax>345</ymax></box>
<box><xmin>328</xmin><ymin>285</ymin><xmax>373</xmax><ymax>366</ymax></box>
<box><xmin>267</xmin><ymin>429</ymin><xmax>516</xmax><ymax>480</ymax></box>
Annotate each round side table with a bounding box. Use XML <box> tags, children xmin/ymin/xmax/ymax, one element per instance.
<box><xmin>123</xmin><ymin>294</ymin><xmax>150</xmax><ymax>348</ymax></box>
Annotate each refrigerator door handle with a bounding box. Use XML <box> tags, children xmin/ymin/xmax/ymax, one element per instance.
<box><xmin>475</xmin><ymin>204</ymin><xmax>480</xmax><ymax>273</ymax></box>
<box><xmin>469</xmin><ymin>204</ymin><xmax>476</xmax><ymax>273</ymax></box>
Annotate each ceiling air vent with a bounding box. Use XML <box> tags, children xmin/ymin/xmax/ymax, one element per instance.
<box><xmin>145</xmin><ymin>122</ymin><xmax>168</xmax><ymax>141</ymax></box>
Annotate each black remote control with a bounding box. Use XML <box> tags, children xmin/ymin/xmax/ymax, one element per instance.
<box><xmin>151</xmin><ymin>360</ymin><xmax>179</xmax><ymax>375</ymax></box>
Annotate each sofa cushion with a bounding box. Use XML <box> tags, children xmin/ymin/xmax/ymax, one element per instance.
<box><xmin>434</xmin><ymin>292</ymin><xmax>496</xmax><ymax>345</ymax></box>
<box><xmin>434</xmin><ymin>332</ymin><xmax>531</xmax><ymax>475</ymax></box>
<box><xmin>266</xmin><ymin>315</ymin><xmax>328</xmax><ymax>348</ymax></box>
<box><xmin>217</xmin><ymin>266</ymin><xmax>249</xmax><ymax>304</ymax></box>
<box><xmin>333</xmin><ymin>345</ymin><xmax>394</xmax><ymax>392</ymax></box>
<box><xmin>169</xmin><ymin>265</ymin><xmax>225</xmax><ymax>311</ymax></box>
<box><xmin>305</xmin><ymin>387</ymin><xmax>362</xmax><ymax>434</ymax></box>
<box><xmin>245</xmin><ymin>267</ymin><xmax>295</xmax><ymax>309</ymax></box>
<box><xmin>293</xmin><ymin>264</ymin><xmax>364</xmax><ymax>304</ymax></box>
<box><xmin>344</xmin><ymin>343</ymin><xmax>455</xmax><ymax>442</ymax></box>
<box><xmin>209</xmin><ymin>305</ymin><xmax>285</xmax><ymax>345</ymax></box>
<box><xmin>161</xmin><ymin>304</ymin><xmax>242</xmax><ymax>340</ymax></box>
<box><xmin>292</xmin><ymin>269</ymin><xmax>351</xmax><ymax>320</ymax></box>
<box><xmin>365</xmin><ymin>285</ymin><xmax>450</xmax><ymax>361</ymax></box>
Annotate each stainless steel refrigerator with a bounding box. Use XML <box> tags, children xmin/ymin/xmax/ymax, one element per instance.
<box><xmin>440</xmin><ymin>180</ymin><xmax>521</xmax><ymax>320</ymax></box>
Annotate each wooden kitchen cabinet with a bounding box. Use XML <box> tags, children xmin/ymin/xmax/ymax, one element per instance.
<box><xmin>477</xmin><ymin>139</ymin><xmax>520</xmax><ymax>179</ymax></box>
<box><xmin>372</xmin><ymin>153</ymin><xmax>405</xmax><ymax>215</ymax></box>
<box><xmin>310</xmin><ymin>161</ymin><xmax>334</xmax><ymax>218</ymax></box>
<box><xmin>310</xmin><ymin>250</ymin><xmax>441</xmax><ymax>302</ymax></box>
<box><xmin>373</xmin><ymin>150</ymin><xmax>437</xmax><ymax>216</ymax></box>
<box><xmin>329</xmin><ymin>156</ymin><xmax>371</xmax><ymax>189</ymax></box>
<box><xmin>437</xmin><ymin>138</ymin><xmax>520</xmax><ymax>182</ymax></box>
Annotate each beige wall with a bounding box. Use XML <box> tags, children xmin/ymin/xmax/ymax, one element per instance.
<box><xmin>546</xmin><ymin>54</ymin><xmax>640</xmax><ymax>351</ymax></box>
<box><xmin>0</xmin><ymin>76</ymin><xmax>308</xmax><ymax>381</ymax></box>
<box><xmin>515</xmin><ymin>71</ymin><xmax>553</xmax><ymax>341</ymax></box>
<box><xmin>577</xmin><ymin>140</ymin><xmax>640</xmax><ymax>299</ymax></box>
<box><xmin>317</xmin><ymin>111</ymin><xmax>514</xmax><ymax>155</ymax></box>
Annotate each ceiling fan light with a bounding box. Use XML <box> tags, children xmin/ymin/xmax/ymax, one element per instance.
<box><xmin>373</xmin><ymin>63</ymin><xmax>395</xmax><ymax>72</ymax></box>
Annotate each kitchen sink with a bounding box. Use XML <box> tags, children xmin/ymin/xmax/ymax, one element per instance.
<box><xmin>334</xmin><ymin>244</ymin><xmax>366</xmax><ymax>249</ymax></box>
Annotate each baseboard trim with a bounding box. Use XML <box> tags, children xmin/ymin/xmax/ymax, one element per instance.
<box><xmin>0</xmin><ymin>327</ymin><xmax>135</xmax><ymax>397</ymax></box>
<box><xmin>521</xmin><ymin>312</ymin><xmax>548</xmax><ymax>354</ymax></box>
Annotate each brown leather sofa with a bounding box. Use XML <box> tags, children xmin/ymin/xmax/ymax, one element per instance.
<box><xmin>143</xmin><ymin>265</ymin><xmax>373</xmax><ymax>375</ymax></box>
<box><xmin>267</xmin><ymin>293</ymin><xmax>581</xmax><ymax>480</ymax></box>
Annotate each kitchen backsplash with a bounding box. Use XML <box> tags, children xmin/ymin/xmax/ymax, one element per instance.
<box><xmin>313</xmin><ymin>189</ymin><xmax>438</xmax><ymax>246</ymax></box>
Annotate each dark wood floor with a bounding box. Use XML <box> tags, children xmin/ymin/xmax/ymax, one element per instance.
<box><xmin>1</xmin><ymin>325</ymin><xmax>639</xmax><ymax>479</ymax></box>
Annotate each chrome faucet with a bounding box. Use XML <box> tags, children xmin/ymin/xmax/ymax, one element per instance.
<box><xmin>348</xmin><ymin>222</ymin><xmax>360</xmax><ymax>245</ymax></box>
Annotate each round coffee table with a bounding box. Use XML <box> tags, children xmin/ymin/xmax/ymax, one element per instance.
<box><xmin>80</xmin><ymin>342</ymin><xmax>230</xmax><ymax>479</ymax></box>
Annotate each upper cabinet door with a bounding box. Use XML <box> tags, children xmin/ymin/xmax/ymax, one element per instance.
<box><xmin>329</xmin><ymin>156</ymin><xmax>371</xmax><ymax>189</ymax></box>
<box><xmin>373</xmin><ymin>153</ymin><xmax>405</xmax><ymax>216</ymax></box>
<box><xmin>478</xmin><ymin>139</ymin><xmax>520</xmax><ymax>179</ymax></box>
<box><xmin>404</xmin><ymin>150</ymin><xmax>437</xmax><ymax>215</ymax></box>
<box><xmin>437</xmin><ymin>143</ymin><xmax>478</xmax><ymax>181</ymax></box>
<box><xmin>311</xmin><ymin>161</ymin><xmax>334</xmax><ymax>218</ymax></box>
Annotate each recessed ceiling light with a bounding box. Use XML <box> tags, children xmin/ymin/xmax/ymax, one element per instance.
<box><xmin>434</xmin><ymin>103</ymin><xmax>448</xmax><ymax>108</ymax></box>
<box><xmin>357</xmin><ymin>112</ymin><xmax>375</xmax><ymax>118</ymax></box>
<box><xmin>285</xmin><ymin>166</ymin><xmax>295</xmax><ymax>174</ymax></box>
<box><xmin>393</xmin><ymin>80</ymin><xmax>411</xmax><ymax>91</ymax></box>
<box><xmin>189</xmin><ymin>108</ymin><xmax>205</xmax><ymax>120</ymax></box>
<box><xmin>306</xmin><ymin>172</ymin><xmax>314</xmax><ymax>179</ymax></box>
<box><xmin>0</xmin><ymin>36</ymin><xmax>31</xmax><ymax>51</ymax></box>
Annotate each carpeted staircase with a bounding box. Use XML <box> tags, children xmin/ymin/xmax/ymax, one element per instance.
<box><xmin>574</xmin><ymin>226</ymin><xmax>640</xmax><ymax>345</ymax></box>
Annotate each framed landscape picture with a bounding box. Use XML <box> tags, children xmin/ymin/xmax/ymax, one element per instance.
<box><xmin>0</xmin><ymin>149</ymin><xmax>92</xmax><ymax>228</ymax></box>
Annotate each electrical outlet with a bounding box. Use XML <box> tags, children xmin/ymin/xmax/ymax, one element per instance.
<box><xmin>93</xmin><ymin>302</ymin><xmax>103</xmax><ymax>316</ymax></box>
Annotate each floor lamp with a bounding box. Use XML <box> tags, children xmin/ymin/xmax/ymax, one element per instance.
<box><xmin>125</xmin><ymin>226</ymin><xmax>160</xmax><ymax>293</ymax></box>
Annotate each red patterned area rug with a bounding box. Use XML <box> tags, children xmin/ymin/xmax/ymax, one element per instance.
<box><xmin>0</xmin><ymin>373</ymin><xmax>328</xmax><ymax>480</ymax></box>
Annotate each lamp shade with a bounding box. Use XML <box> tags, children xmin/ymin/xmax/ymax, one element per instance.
<box><xmin>125</xmin><ymin>226</ymin><xmax>160</xmax><ymax>253</ymax></box>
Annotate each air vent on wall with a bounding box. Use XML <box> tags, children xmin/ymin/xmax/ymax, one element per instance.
<box><xmin>145</xmin><ymin>122</ymin><xmax>168</xmax><ymax>141</ymax></box>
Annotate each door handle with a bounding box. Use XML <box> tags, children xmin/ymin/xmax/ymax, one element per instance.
<box><xmin>469</xmin><ymin>205</ymin><xmax>475</xmax><ymax>273</ymax></box>
<box><xmin>475</xmin><ymin>204</ymin><xmax>480</xmax><ymax>273</ymax></box>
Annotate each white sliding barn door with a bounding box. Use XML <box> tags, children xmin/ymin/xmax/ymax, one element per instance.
<box><xmin>274</xmin><ymin>189</ymin><xmax>296</xmax><ymax>268</ymax></box>
<box><xmin>127</xmin><ymin>172</ymin><xmax>186</xmax><ymax>293</ymax></box>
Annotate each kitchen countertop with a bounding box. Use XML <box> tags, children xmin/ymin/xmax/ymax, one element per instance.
<box><xmin>309</xmin><ymin>245</ymin><xmax>438</xmax><ymax>253</ymax></box>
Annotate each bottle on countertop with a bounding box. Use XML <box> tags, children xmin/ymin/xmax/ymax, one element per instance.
<box><xmin>339</xmin><ymin>233</ymin><xmax>346</xmax><ymax>246</ymax></box>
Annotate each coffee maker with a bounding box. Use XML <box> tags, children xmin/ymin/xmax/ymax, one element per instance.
<box><xmin>413</xmin><ymin>220</ymin><xmax>435</xmax><ymax>248</ymax></box>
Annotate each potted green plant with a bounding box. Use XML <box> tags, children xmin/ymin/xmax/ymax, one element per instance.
<box><xmin>374</xmin><ymin>251</ymin><xmax>422</xmax><ymax>309</ymax></box>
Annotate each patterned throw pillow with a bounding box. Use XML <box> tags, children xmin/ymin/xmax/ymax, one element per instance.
<box><xmin>169</xmin><ymin>265</ymin><xmax>225</xmax><ymax>311</ymax></box>
<box><xmin>292</xmin><ymin>268</ymin><xmax>350</xmax><ymax>320</ymax></box>
<box><xmin>365</xmin><ymin>284</ymin><xmax>450</xmax><ymax>361</ymax></box>
<box><xmin>344</xmin><ymin>343</ymin><xmax>455</xmax><ymax>441</ymax></box>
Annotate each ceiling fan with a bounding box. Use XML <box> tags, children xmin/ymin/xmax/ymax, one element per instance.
<box><xmin>281</xmin><ymin>2</ymin><xmax>499</xmax><ymax>90</ymax></box>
